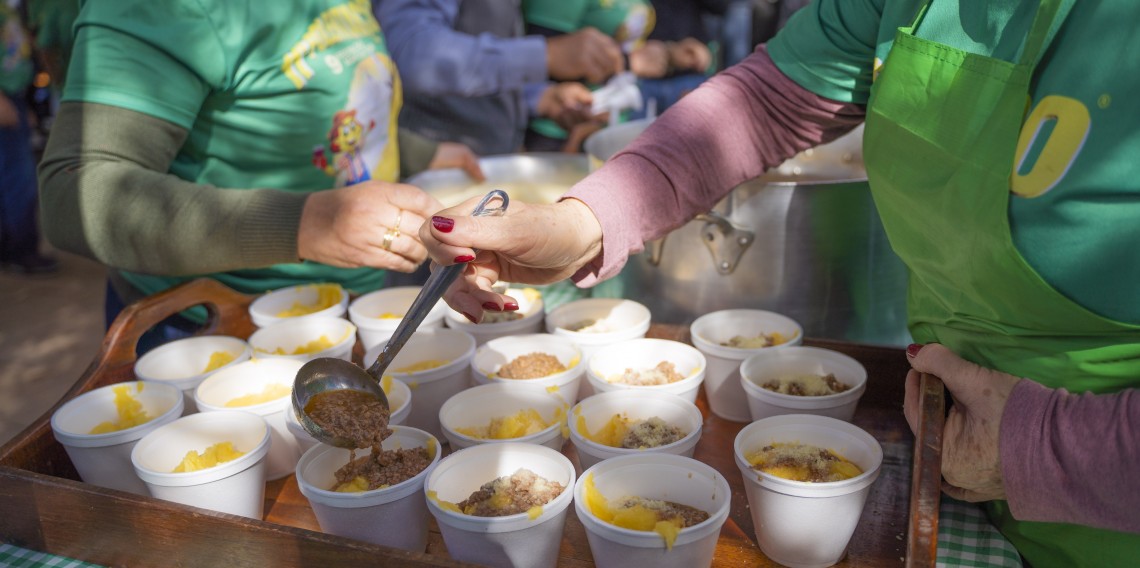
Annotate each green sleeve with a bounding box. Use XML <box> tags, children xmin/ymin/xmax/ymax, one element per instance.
<box><xmin>397</xmin><ymin>127</ymin><xmax>439</xmax><ymax>179</ymax></box>
<box><xmin>522</xmin><ymin>0</ymin><xmax>588</xmax><ymax>33</ymax></box>
<box><xmin>766</xmin><ymin>0</ymin><xmax>885</xmax><ymax>105</ymax></box>
<box><xmin>62</xmin><ymin>0</ymin><xmax>225</xmax><ymax>128</ymax></box>
<box><xmin>38</xmin><ymin>102</ymin><xmax>308</xmax><ymax>275</ymax></box>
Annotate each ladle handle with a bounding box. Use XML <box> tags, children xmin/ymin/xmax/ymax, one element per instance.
<box><xmin>365</xmin><ymin>189</ymin><xmax>510</xmax><ymax>380</ymax></box>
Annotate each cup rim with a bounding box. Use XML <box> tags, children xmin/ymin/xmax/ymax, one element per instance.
<box><xmin>544</xmin><ymin>298</ymin><xmax>652</xmax><ymax>340</ymax></box>
<box><xmin>573</xmin><ymin>453</ymin><xmax>732</xmax><ymax>544</ymax></box>
<box><xmin>248</xmin><ymin>282</ymin><xmax>349</xmax><ymax>325</ymax></box>
<box><xmin>247</xmin><ymin>316</ymin><xmax>357</xmax><ymax>360</ymax></box>
<box><xmin>424</xmin><ymin>442</ymin><xmax>576</xmax><ymax>527</ymax></box>
<box><xmin>689</xmin><ymin>309</ymin><xmax>805</xmax><ymax>359</ymax></box>
<box><xmin>739</xmin><ymin>346</ymin><xmax>868</xmax><ymax>404</ymax></box>
<box><xmin>296</xmin><ymin>425</ymin><xmax>442</xmax><ymax>505</ymax></box>
<box><xmin>130</xmin><ymin>410</ymin><xmax>271</xmax><ymax>486</ymax></box>
<box><xmin>51</xmin><ymin>381</ymin><xmax>187</xmax><ymax>447</ymax></box>
<box><xmin>733</xmin><ymin>413</ymin><xmax>884</xmax><ymax>492</ymax></box>
<box><xmin>568</xmin><ymin>390</ymin><xmax>703</xmax><ymax>456</ymax></box>
<box><xmin>439</xmin><ymin>383</ymin><xmax>567</xmax><ymax>447</ymax></box>
<box><xmin>364</xmin><ymin>328</ymin><xmax>477</xmax><ymax>383</ymax></box>
<box><xmin>194</xmin><ymin>358</ymin><xmax>302</xmax><ymax>415</ymax></box>
<box><xmin>586</xmin><ymin>338</ymin><xmax>707</xmax><ymax>393</ymax></box>
<box><xmin>470</xmin><ymin>333</ymin><xmax>584</xmax><ymax>387</ymax></box>
<box><xmin>133</xmin><ymin>335</ymin><xmax>253</xmax><ymax>386</ymax></box>
<box><xmin>348</xmin><ymin>286</ymin><xmax>448</xmax><ymax>330</ymax></box>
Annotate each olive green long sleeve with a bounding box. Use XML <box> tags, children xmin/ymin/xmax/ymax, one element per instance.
<box><xmin>38</xmin><ymin>101</ymin><xmax>440</xmax><ymax>276</ymax></box>
<box><xmin>38</xmin><ymin>101</ymin><xmax>309</xmax><ymax>276</ymax></box>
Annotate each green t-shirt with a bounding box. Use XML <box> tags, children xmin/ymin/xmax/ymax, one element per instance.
<box><xmin>64</xmin><ymin>0</ymin><xmax>404</xmax><ymax>309</ymax></box>
<box><xmin>0</xmin><ymin>4</ymin><xmax>33</xmax><ymax>95</ymax></box>
<box><xmin>769</xmin><ymin>0</ymin><xmax>1140</xmax><ymax>324</ymax></box>
<box><xmin>523</xmin><ymin>0</ymin><xmax>654</xmax><ymax>140</ymax></box>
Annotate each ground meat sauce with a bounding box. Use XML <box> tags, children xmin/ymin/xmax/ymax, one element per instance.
<box><xmin>721</xmin><ymin>333</ymin><xmax>778</xmax><ymax>348</ymax></box>
<box><xmin>305</xmin><ymin>388</ymin><xmax>431</xmax><ymax>491</ymax></box>
<box><xmin>748</xmin><ymin>443</ymin><xmax>863</xmax><ymax>483</ymax></box>
<box><xmin>304</xmin><ymin>389</ymin><xmax>391</xmax><ymax>448</ymax></box>
<box><xmin>495</xmin><ymin>353</ymin><xmax>567</xmax><ymax>379</ymax></box>
<box><xmin>610</xmin><ymin>361</ymin><xmax>686</xmax><ymax>386</ymax></box>
<box><xmin>613</xmin><ymin>497</ymin><xmax>709</xmax><ymax>527</ymax></box>
<box><xmin>333</xmin><ymin>446</ymin><xmax>432</xmax><ymax>490</ymax></box>
<box><xmin>621</xmin><ymin>417</ymin><xmax>687</xmax><ymax>449</ymax></box>
<box><xmin>761</xmin><ymin>373</ymin><xmax>850</xmax><ymax>396</ymax></box>
<box><xmin>458</xmin><ymin>468</ymin><xmax>565</xmax><ymax>517</ymax></box>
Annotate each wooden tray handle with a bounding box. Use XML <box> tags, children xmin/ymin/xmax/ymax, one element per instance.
<box><xmin>97</xmin><ymin>278</ymin><xmax>256</xmax><ymax>374</ymax></box>
<box><xmin>906</xmin><ymin>372</ymin><xmax>947</xmax><ymax>567</ymax></box>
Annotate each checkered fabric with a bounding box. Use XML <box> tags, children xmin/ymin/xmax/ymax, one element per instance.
<box><xmin>0</xmin><ymin>544</ymin><xmax>102</xmax><ymax>568</ymax></box>
<box><xmin>936</xmin><ymin>497</ymin><xmax>1024</xmax><ymax>567</ymax></box>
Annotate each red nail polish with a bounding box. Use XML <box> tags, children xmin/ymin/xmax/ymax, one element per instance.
<box><xmin>454</xmin><ymin>254</ymin><xmax>475</xmax><ymax>263</ymax></box>
<box><xmin>906</xmin><ymin>343</ymin><xmax>924</xmax><ymax>358</ymax></box>
<box><xmin>503</xmin><ymin>301</ymin><xmax>519</xmax><ymax>311</ymax></box>
<box><xmin>432</xmin><ymin>216</ymin><xmax>455</xmax><ymax>233</ymax></box>
<box><xmin>482</xmin><ymin>302</ymin><xmax>503</xmax><ymax>311</ymax></box>
<box><xmin>461</xmin><ymin>311</ymin><xmax>478</xmax><ymax>323</ymax></box>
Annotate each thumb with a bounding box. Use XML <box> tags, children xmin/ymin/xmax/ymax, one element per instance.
<box><xmin>907</xmin><ymin>343</ymin><xmax>988</xmax><ymax>406</ymax></box>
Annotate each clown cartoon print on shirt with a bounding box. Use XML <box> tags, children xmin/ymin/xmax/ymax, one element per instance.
<box><xmin>284</xmin><ymin>0</ymin><xmax>402</xmax><ymax>187</ymax></box>
<box><xmin>312</xmin><ymin>53</ymin><xmax>401</xmax><ymax>186</ymax></box>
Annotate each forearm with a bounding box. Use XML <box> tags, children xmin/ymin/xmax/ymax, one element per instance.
<box><xmin>564</xmin><ymin>45</ymin><xmax>865</xmax><ymax>285</ymax></box>
<box><xmin>1000</xmin><ymin>380</ymin><xmax>1140</xmax><ymax>533</ymax></box>
<box><xmin>38</xmin><ymin>102</ymin><xmax>306</xmax><ymax>275</ymax></box>
<box><xmin>377</xmin><ymin>0</ymin><xmax>546</xmax><ymax>97</ymax></box>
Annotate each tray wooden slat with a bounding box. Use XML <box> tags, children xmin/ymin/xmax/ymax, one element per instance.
<box><xmin>0</xmin><ymin>278</ymin><xmax>937</xmax><ymax>567</ymax></box>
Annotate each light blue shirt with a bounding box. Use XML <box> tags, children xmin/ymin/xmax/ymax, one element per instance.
<box><xmin>375</xmin><ymin>0</ymin><xmax>549</xmax><ymax>116</ymax></box>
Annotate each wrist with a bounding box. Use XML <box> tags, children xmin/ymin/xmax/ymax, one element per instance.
<box><xmin>561</xmin><ymin>198</ymin><xmax>603</xmax><ymax>263</ymax></box>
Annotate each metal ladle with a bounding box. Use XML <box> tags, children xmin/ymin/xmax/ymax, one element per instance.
<box><xmin>292</xmin><ymin>189</ymin><xmax>510</xmax><ymax>448</ymax></box>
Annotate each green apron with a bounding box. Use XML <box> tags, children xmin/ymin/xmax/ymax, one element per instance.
<box><xmin>863</xmin><ymin>1</ymin><xmax>1140</xmax><ymax>565</ymax></box>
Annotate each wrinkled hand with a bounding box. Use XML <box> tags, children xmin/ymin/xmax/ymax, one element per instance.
<box><xmin>537</xmin><ymin>82</ymin><xmax>595</xmax><ymax>131</ymax></box>
<box><xmin>629</xmin><ymin>40</ymin><xmax>670</xmax><ymax>78</ymax></box>
<box><xmin>428</xmin><ymin>142</ymin><xmax>485</xmax><ymax>182</ymax></box>
<box><xmin>547</xmin><ymin>27</ymin><xmax>624</xmax><ymax>84</ymax></box>
<box><xmin>298</xmin><ymin>180</ymin><xmax>444</xmax><ymax>272</ymax></box>
<box><xmin>668</xmin><ymin>38</ymin><xmax>711</xmax><ymax>74</ymax></box>
<box><xmin>420</xmin><ymin>197</ymin><xmax>602</xmax><ymax>319</ymax></box>
<box><xmin>903</xmin><ymin>343</ymin><xmax>1022</xmax><ymax>502</ymax></box>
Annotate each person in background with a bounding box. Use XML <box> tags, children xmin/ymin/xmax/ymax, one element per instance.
<box><xmin>0</xmin><ymin>0</ymin><xmax>56</xmax><ymax>274</ymax></box>
<box><xmin>631</xmin><ymin>0</ymin><xmax>730</xmax><ymax>119</ymax></box>
<box><xmin>521</xmin><ymin>0</ymin><xmax>719</xmax><ymax>152</ymax></box>
<box><xmin>422</xmin><ymin>1</ymin><xmax>1140</xmax><ymax>565</ymax></box>
<box><xmin>376</xmin><ymin>0</ymin><xmax>624</xmax><ymax>157</ymax></box>
<box><xmin>25</xmin><ymin>0</ymin><xmax>78</xmax><ymax>106</ymax></box>
<box><xmin>37</xmin><ymin>0</ymin><xmax>483</xmax><ymax>353</ymax></box>
<box><xmin>521</xmin><ymin>0</ymin><xmax>659</xmax><ymax>152</ymax></box>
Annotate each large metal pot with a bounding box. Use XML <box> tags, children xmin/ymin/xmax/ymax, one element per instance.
<box><xmin>406</xmin><ymin>153</ymin><xmax>588</xmax><ymax>208</ymax></box>
<box><xmin>585</xmin><ymin>121</ymin><xmax>911</xmax><ymax>347</ymax></box>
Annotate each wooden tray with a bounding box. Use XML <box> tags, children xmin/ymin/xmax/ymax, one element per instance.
<box><xmin>0</xmin><ymin>278</ymin><xmax>941</xmax><ymax>566</ymax></box>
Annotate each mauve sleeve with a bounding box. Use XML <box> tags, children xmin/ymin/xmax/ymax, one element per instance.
<box><xmin>1000</xmin><ymin>380</ymin><xmax>1140</xmax><ymax>534</ymax></box>
<box><xmin>563</xmin><ymin>46</ymin><xmax>865</xmax><ymax>286</ymax></box>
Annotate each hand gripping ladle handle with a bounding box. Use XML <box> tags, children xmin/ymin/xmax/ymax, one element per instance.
<box><xmin>364</xmin><ymin>189</ymin><xmax>509</xmax><ymax>381</ymax></box>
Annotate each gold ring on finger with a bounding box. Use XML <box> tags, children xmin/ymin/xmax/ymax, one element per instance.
<box><xmin>381</xmin><ymin>227</ymin><xmax>399</xmax><ymax>251</ymax></box>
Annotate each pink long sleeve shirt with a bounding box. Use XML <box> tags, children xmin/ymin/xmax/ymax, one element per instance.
<box><xmin>564</xmin><ymin>46</ymin><xmax>1140</xmax><ymax>535</ymax></box>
